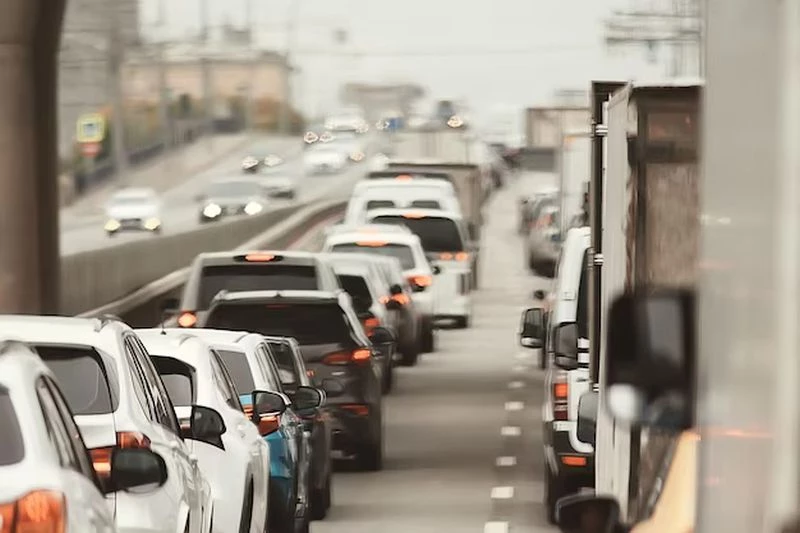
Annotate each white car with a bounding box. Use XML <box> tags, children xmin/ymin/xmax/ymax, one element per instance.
<box><xmin>322</xmin><ymin>226</ymin><xmax>438</xmax><ymax>352</ymax></box>
<box><xmin>364</xmin><ymin>208</ymin><xmax>475</xmax><ymax>329</ymax></box>
<box><xmin>104</xmin><ymin>187</ymin><xmax>162</xmax><ymax>236</ymax></box>
<box><xmin>136</xmin><ymin>329</ymin><xmax>272</xmax><ymax>533</ymax></box>
<box><xmin>0</xmin><ymin>315</ymin><xmax>213</xmax><ymax>533</ymax></box>
<box><xmin>344</xmin><ymin>186</ymin><xmax>462</xmax><ymax>226</ymax></box>
<box><xmin>0</xmin><ymin>340</ymin><xmax>171</xmax><ymax>533</ymax></box>
<box><xmin>352</xmin><ymin>177</ymin><xmax>457</xmax><ymax>199</ymax></box>
<box><xmin>303</xmin><ymin>146</ymin><xmax>347</xmax><ymax>175</ymax></box>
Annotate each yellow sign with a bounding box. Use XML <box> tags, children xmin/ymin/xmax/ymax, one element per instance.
<box><xmin>76</xmin><ymin>113</ymin><xmax>106</xmax><ymax>143</ymax></box>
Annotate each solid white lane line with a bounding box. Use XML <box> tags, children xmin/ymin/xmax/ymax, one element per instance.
<box><xmin>508</xmin><ymin>381</ymin><xmax>525</xmax><ymax>389</ymax></box>
<box><xmin>496</xmin><ymin>456</ymin><xmax>517</xmax><ymax>467</ymax></box>
<box><xmin>501</xmin><ymin>426</ymin><xmax>522</xmax><ymax>437</ymax></box>
<box><xmin>505</xmin><ymin>401</ymin><xmax>524</xmax><ymax>411</ymax></box>
<box><xmin>484</xmin><ymin>522</ymin><xmax>510</xmax><ymax>533</ymax></box>
<box><xmin>491</xmin><ymin>486</ymin><xmax>515</xmax><ymax>499</ymax></box>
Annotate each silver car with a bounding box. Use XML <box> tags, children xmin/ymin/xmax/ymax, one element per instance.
<box><xmin>104</xmin><ymin>187</ymin><xmax>162</xmax><ymax>236</ymax></box>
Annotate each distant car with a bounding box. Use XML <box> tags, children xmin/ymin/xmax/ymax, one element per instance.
<box><xmin>0</xmin><ymin>340</ymin><xmax>169</xmax><ymax>533</ymax></box>
<box><xmin>303</xmin><ymin>146</ymin><xmax>347</xmax><ymax>175</ymax></box>
<box><xmin>526</xmin><ymin>201</ymin><xmax>561</xmax><ymax>277</ymax></box>
<box><xmin>104</xmin><ymin>187</ymin><xmax>162</xmax><ymax>236</ymax></box>
<box><xmin>199</xmin><ymin>178</ymin><xmax>270</xmax><ymax>223</ymax></box>
<box><xmin>242</xmin><ymin>153</ymin><xmax>284</xmax><ymax>174</ymax></box>
<box><xmin>260</xmin><ymin>174</ymin><xmax>297</xmax><ymax>199</ymax></box>
<box><xmin>344</xmin><ymin>185</ymin><xmax>461</xmax><ymax>226</ymax></box>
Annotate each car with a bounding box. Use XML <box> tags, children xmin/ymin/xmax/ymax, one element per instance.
<box><xmin>321</xmin><ymin>226</ymin><xmax>438</xmax><ymax>353</ymax></box>
<box><xmin>526</xmin><ymin>201</ymin><xmax>561</xmax><ymax>277</ymax></box>
<box><xmin>303</xmin><ymin>145</ymin><xmax>347</xmax><ymax>175</ymax></box>
<box><xmin>104</xmin><ymin>187</ymin><xmax>162</xmax><ymax>236</ymax></box>
<box><xmin>344</xmin><ymin>184</ymin><xmax>462</xmax><ymax>226</ymax></box>
<box><xmin>0</xmin><ymin>340</ymin><xmax>172</xmax><ymax>533</ymax></box>
<box><xmin>242</xmin><ymin>153</ymin><xmax>284</xmax><ymax>174</ymax></box>
<box><xmin>353</xmin><ymin>176</ymin><xmax>457</xmax><ymax>199</ymax></box>
<box><xmin>260</xmin><ymin>174</ymin><xmax>296</xmax><ymax>200</ymax></box>
<box><xmin>136</xmin><ymin>329</ymin><xmax>272</xmax><ymax>533</ymax></box>
<box><xmin>0</xmin><ymin>315</ymin><xmax>213</xmax><ymax>533</ymax></box>
<box><xmin>323</xmin><ymin>252</ymin><xmax>403</xmax><ymax>391</ymax></box>
<box><xmin>197</xmin><ymin>290</ymin><xmax>392</xmax><ymax>472</ymax></box>
<box><xmin>518</xmin><ymin>190</ymin><xmax>558</xmax><ymax>234</ymax></box>
<box><xmin>365</xmin><ymin>208</ymin><xmax>475</xmax><ymax>329</ymax></box>
<box><xmin>184</xmin><ymin>329</ymin><xmax>322</xmax><ymax>533</ymax></box>
<box><xmin>262</xmin><ymin>335</ymin><xmax>333</xmax><ymax>521</ymax></box>
<box><xmin>171</xmin><ymin>250</ymin><xmax>342</xmax><ymax>329</ymax></box>
<box><xmin>198</xmin><ymin>178</ymin><xmax>270</xmax><ymax>223</ymax></box>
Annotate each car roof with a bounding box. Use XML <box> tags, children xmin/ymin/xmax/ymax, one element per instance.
<box><xmin>0</xmin><ymin>340</ymin><xmax>53</xmax><ymax>388</ymax></box>
<box><xmin>325</xmin><ymin>229</ymin><xmax>422</xmax><ymax>246</ymax></box>
<box><xmin>354</xmin><ymin>178</ymin><xmax>454</xmax><ymax>191</ymax></box>
<box><xmin>135</xmin><ymin>329</ymin><xmax>209</xmax><ymax>364</ymax></box>
<box><xmin>328</xmin><ymin>223</ymin><xmax>411</xmax><ymax>235</ymax></box>
<box><xmin>194</xmin><ymin>250</ymin><xmax>320</xmax><ymax>267</ymax></box>
<box><xmin>211</xmin><ymin>289</ymin><xmax>341</xmax><ymax>305</ymax></box>
<box><xmin>365</xmin><ymin>207</ymin><xmax>464</xmax><ymax>221</ymax></box>
<box><xmin>0</xmin><ymin>315</ymin><xmax>128</xmax><ymax>346</ymax></box>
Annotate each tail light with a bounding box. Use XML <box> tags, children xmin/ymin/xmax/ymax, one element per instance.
<box><xmin>380</xmin><ymin>294</ymin><xmax>410</xmax><ymax>306</ymax></box>
<box><xmin>0</xmin><ymin>490</ymin><xmax>66</xmax><ymax>533</ymax></box>
<box><xmin>177</xmin><ymin>311</ymin><xmax>197</xmax><ymax>328</ymax></box>
<box><xmin>455</xmin><ymin>252</ymin><xmax>469</xmax><ymax>262</ymax></box>
<box><xmin>439</xmin><ymin>252</ymin><xmax>454</xmax><ymax>260</ymax></box>
<box><xmin>363</xmin><ymin>316</ymin><xmax>381</xmax><ymax>336</ymax></box>
<box><xmin>90</xmin><ymin>431</ymin><xmax>151</xmax><ymax>481</ymax></box>
<box><xmin>323</xmin><ymin>348</ymin><xmax>371</xmax><ymax>366</ymax></box>
<box><xmin>340</xmin><ymin>404</ymin><xmax>369</xmax><ymax>416</ymax></box>
<box><xmin>552</xmin><ymin>372</ymin><xmax>569</xmax><ymax>421</ymax></box>
<box><xmin>407</xmin><ymin>275</ymin><xmax>432</xmax><ymax>288</ymax></box>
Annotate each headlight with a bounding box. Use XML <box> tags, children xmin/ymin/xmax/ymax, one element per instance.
<box><xmin>350</xmin><ymin>152</ymin><xmax>365</xmax><ymax>162</ymax></box>
<box><xmin>447</xmin><ymin>115</ymin><xmax>464</xmax><ymax>128</ymax></box>
<box><xmin>144</xmin><ymin>217</ymin><xmax>161</xmax><ymax>230</ymax></box>
<box><xmin>304</xmin><ymin>132</ymin><xmax>319</xmax><ymax>143</ymax></box>
<box><xmin>242</xmin><ymin>157</ymin><xmax>258</xmax><ymax>168</ymax></box>
<box><xmin>244</xmin><ymin>202</ymin><xmax>263</xmax><ymax>215</ymax></box>
<box><xmin>203</xmin><ymin>203</ymin><xmax>222</xmax><ymax>217</ymax></box>
<box><xmin>104</xmin><ymin>219</ymin><xmax>120</xmax><ymax>231</ymax></box>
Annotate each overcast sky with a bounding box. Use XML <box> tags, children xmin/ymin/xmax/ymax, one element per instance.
<box><xmin>139</xmin><ymin>0</ymin><xmax>670</xmax><ymax>117</ymax></box>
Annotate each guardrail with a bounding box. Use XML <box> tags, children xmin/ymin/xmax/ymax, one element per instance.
<box><xmin>74</xmin><ymin>198</ymin><xmax>347</xmax><ymax>326</ymax></box>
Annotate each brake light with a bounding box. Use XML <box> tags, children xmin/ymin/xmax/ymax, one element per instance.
<box><xmin>395</xmin><ymin>174</ymin><xmax>413</xmax><ymax>181</ymax></box>
<box><xmin>455</xmin><ymin>252</ymin><xmax>469</xmax><ymax>262</ymax></box>
<box><xmin>322</xmin><ymin>348</ymin><xmax>371</xmax><ymax>365</ymax></box>
<box><xmin>363</xmin><ymin>317</ymin><xmax>380</xmax><ymax>335</ymax></box>
<box><xmin>381</xmin><ymin>293</ymin><xmax>410</xmax><ymax>306</ymax></box>
<box><xmin>244</xmin><ymin>253</ymin><xmax>276</xmax><ymax>262</ymax></box>
<box><xmin>341</xmin><ymin>404</ymin><xmax>370</xmax><ymax>416</ymax></box>
<box><xmin>439</xmin><ymin>252</ymin><xmax>453</xmax><ymax>260</ymax></box>
<box><xmin>408</xmin><ymin>274</ymin><xmax>432</xmax><ymax>288</ymax></box>
<box><xmin>553</xmin><ymin>372</ymin><xmax>569</xmax><ymax>421</ymax></box>
<box><xmin>177</xmin><ymin>311</ymin><xmax>197</xmax><ymax>328</ymax></box>
<box><xmin>355</xmin><ymin>241</ymin><xmax>388</xmax><ymax>247</ymax></box>
<box><xmin>90</xmin><ymin>431</ymin><xmax>151</xmax><ymax>481</ymax></box>
<box><xmin>0</xmin><ymin>490</ymin><xmax>66</xmax><ymax>533</ymax></box>
<box><xmin>402</xmin><ymin>212</ymin><xmax>425</xmax><ymax>219</ymax></box>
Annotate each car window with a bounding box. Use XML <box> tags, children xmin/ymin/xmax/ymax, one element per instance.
<box><xmin>123</xmin><ymin>338</ymin><xmax>158</xmax><ymax>422</ymax></box>
<box><xmin>210</xmin><ymin>351</ymin><xmax>244</xmax><ymax>411</ymax></box>
<box><xmin>337</xmin><ymin>274</ymin><xmax>373</xmax><ymax>311</ymax></box>
<box><xmin>37</xmin><ymin>345</ymin><xmax>119</xmax><ymax>415</ymax></box>
<box><xmin>330</xmin><ymin>243</ymin><xmax>416</xmax><ymax>270</ymax></box>
<box><xmin>268</xmin><ymin>341</ymin><xmax>300</xmax><ymax>390</ymax></box>
<box><xmin>409</xmin><ymin>199</ymin><xmax>441</xmax><ymax>209</ymax></box>
<box><xmin>577</xmin><ymin>249</ymin><xmax>590</xmax><ymax>339</ymax></box>
<box><xmin>44</xmin><ymin>377</ymin><xmax>97</xmax><ymax>480</ymax></box>
<box><xmin>215</xmin><ymin>349</ymin><xmax>257</xmax><ymax>396</ymax></box>
<box><xmin>370</xmin><ymin>215</ymin><xmax>466</xmax><ymax>253</ymax></box>
<box><xmin>36</xmin><ymin>379</ymin><xmax>80</xmax><ymax>470</ymax></box>
<box><xmin>130</xmin><ymin>338</ymin><xmax>181</xmax><ymax>435</ymax></box>
<box><xmin>0</xmin><ymin>387</ymin><xmax>24</xmax><ymax>465</ymax></box>
<box><xmin>198</xmin><ymin>264</ymin><xmax>318</xmax><ymax>308</ymax></box>
<box><xmin>151</xmin><ymin>356</ymin><xmax>196</xmax><ymax>407</ymax></box>
<box><xmin>366</xmin><ymin>199</ymin><xmax>395</xmax><ymax>210</ymax></box>
<box><xmin>258</xmin><ymin>345</ymin><xmax>286</xmax><ymax>394</ymax></box>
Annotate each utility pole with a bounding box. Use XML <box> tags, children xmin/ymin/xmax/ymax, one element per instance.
<box><xmin>156</xmin><ymin>0</ymin><xmax>172</xmax><ymax>149</ymax></box>
<box><xmin>279</xmin><ymin>0</ymin><xmax>301</xmax><ymax>135</ymax></box>
<box><xmin>108</xmin><ymin>0</ymin><xmax>129</xmax><ymax>184</ymax></box>
<box><xmin>200</xmin><ymin>0</ymin><xmax>214</xmax><ymax>149</ymax></box>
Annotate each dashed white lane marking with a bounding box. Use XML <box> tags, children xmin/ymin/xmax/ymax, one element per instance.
<box><xmin>504</xmin><ymin>401</ymin><xmax>524</xmax><ymax>411</ymax></box>
<box><xmin>508</xmin><ymin>381</ymin><xmax>525</xmax><ymax>389</ymax></box>
<box><xmin>491</xmin><ymin>486</ymin><xmax>515</xmax><ymax>499</ymax></box>
<box><xmin>484</xmin><ymin>521</ymin><xmax>510</xmax><ymax>533</ymax></box>
<box><xmin>501</xmin><ymin>426</ymin><xmax>521</xmax><ymax>437</ymax></box>
<box><xmin>496</xmin><ymin>456</ymin><xmax>517</xmax><ymax>467</ymax></box>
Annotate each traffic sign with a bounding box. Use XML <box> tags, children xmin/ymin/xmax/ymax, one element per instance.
<box><xmin>76</xmin><ymin>113</ymin><xmax>106</xmax><ymax>143</ymax></box>
<box><xmin>81</xmin><ymin>142</ymin><xmax>101</xmax><ymax>158</ymax></box>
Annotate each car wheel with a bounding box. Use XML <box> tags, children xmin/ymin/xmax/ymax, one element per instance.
<box><xmin>421</xmin><ymin>320</ymin><xmax>436</xmax><ymax>353</ymax></box>
<box><xmin>381</xmin><ymin>358</ymin><xmax>394</xmax><ymax>394</ymax></box>
<box><xmin>106</xmin><ymin>231</ymin><xmax>117</xmax><ymax>237</ymax></box>
<box><xmin>399</xmin><ymin>339</ymin><xmax>419</xmax><ymax>366</ymax></box>
<box><xmin>545</xmin><ymin>464</ymin><xmax>566</xmax><ymax>525</ymax></box>
<box><xmin>296</xmin><ymin>506</ymin><xmax>310</xmax><ymax>533</ymax></box>
<box><xmin>357</xmin><ymin>434</ymin><xmax>383</xmax><ymax>472</ymax></box>
<box><xmin>310</xmin><ymin>469</ymin><xmax>331</xmax><ymax>520</ymax></box>
<box><xmin>238</xmin><ymin>482</ymin><xmax>254</xmax><ymax>533</ymax></box>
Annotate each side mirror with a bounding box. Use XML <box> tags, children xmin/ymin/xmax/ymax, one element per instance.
<box><xmin>432</xmin><ymin>265</ymin><xmax>442</xmax><ymax>275</ymax></box>
<box><xmin>161</xmin><ymin>297</ymin><xmax>179</xmax><ymax>313</ymax></box>
<box><xmin>533</xmin><ymin>289</ymin><xmax>546</xmax><ymax>301</ymax></box>
<box><xmin>555</xmin><ymin>494</ymin><xmax>622</xmax><ymax>533</ymax></box>
<box><xmin>577</xmin><ymin>390</ymin><xmax>599</xmax><ymax>446</ymax></box>
<box><xmin>553</xmin><ymin>322</ymin><xmax>579</xmax><ymax>370</ymax></box>
<box><xmin>369</xmin><ymin>325</ymin><xmax>396</xmax><ymax>346</ymax></box>
<box><xmin>385</xmin><ymin>298</ymin><xmax>402</xmax><ymax>311</ymax></box>
<box><xmin>251</xmin><ymin>390</ymin><xmax>287</xmax><ymax>436</ymax></box>
<box><xmin>184</xmin><ymin>405</ymin><xmax>226</xmax><ymax>450</ymax></box>
<box><xmin>321</xmin><ymin>378</ymin><xmax>345</xmax><ymax>398</ymax></box>
<box><xmin>389</xmin><ymin>283</ymin><xmax>403</xmax><ymax>295</ymax></box>
<box><xmin>605</xmin><ymin>289</ymin><xmax>695</xmax><ymax>430</ymax></box>
<box><xmin>105</xmin><ymin>448</ymin><xmax>169</xmax><ymax>494</ymax></box>
<box><xmin>518</xmin><ymin>307</ymin><xmax>544</xmax><ymax>349</ymax></box>
<box><xmin>293</xmin><ymin>385</ymin><xmax>323</xmax><ymax>411</ymax></box>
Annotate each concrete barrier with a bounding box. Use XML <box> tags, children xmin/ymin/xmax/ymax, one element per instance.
<box><xmin>75</xmin><ymin>198</ymin><xmax>346</xmax><ymax>326</ymax></box>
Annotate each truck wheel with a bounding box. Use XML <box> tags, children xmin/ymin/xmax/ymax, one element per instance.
<box><xmin>381</xmin><ymin>358</ymin><xmax>394</xmax><ymax>394</ymax></box>
<box><xmin>400</xmin><ymin>340</ymin><xmax>419</xmax><ymax>366</ymax></box>
<box><xmin>421</xmin><ymin>321</ymin><xmax>436</xmax><ymax>353</ymax></box>
<box><xmin>545</xmin><ymin>465</ymin><xmax>567</xmax><ymax>525</ymax></box>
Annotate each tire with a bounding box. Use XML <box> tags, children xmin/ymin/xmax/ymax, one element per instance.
<box><xmin>381</xmin><ymin>358</ymin><xmax>394</xmax><ymax>394</ymax></box>
<box><xmin>310</xmin><ymin>470</ymin><xmax>331</xmax><ymax>521</ymax></box>
<box><xmin>357</xmin><ymin>436</ymin><xmax>383</xmax><ymax>472</ymax></box>
<box><xmin>399</xmin><ymin>339</ymin><xmax>419</xmax><ymax>367</ymax></box>
<box><xmin>269</xmin><ymin>482</ymin><xmax>296</xmax><ymax>533</ymax></box>
<box><xmin>238</xmin><ymin>483</ymin><xmax>254</xmax><ymax>533</ymax></box>
<box><xmin>421</xmin><ymin>321</ymin><xmax>436</xmax><ymax>353</ymax></box>
<box><xmin>106</xmin><ymin>231</ymin><xmax>117</xmax><ymax>237</ymax></box>
<box><xmin>545</xmin><ymin>465</ymin><xmax>566</xmax><ymax>525</ymax></box>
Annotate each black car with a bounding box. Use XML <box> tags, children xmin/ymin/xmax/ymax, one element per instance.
<box><xmin>169</xmin><ymin>250</ymin><xmax>342</xmax><ymax>329</ymax></box>
<box><xmin>199</xmin><ymin>289</ymin><xmax>393</xmax><ymax>471</ymax></box>
<box><xmin>265</xmin><ymin>335</ymin><xmax>333</xmax><ymax>520</ymax></box>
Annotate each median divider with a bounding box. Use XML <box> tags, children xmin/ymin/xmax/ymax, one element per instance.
<box><xmin>74</xmin><ymin>198</ymin><xmax>347</xmax><ymax>326</ymax></box>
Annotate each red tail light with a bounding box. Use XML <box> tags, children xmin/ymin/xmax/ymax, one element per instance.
<box><xmin>322</xmin><ymin>348</ymin><xmax>371</xmax><ymax>365</ymax></box>
<box><xmin>0</xmin><ymin>490</ymin><xmax>66</xmax><ymax>533</ymax></box>
<box><xmin>553</xmin><ymin>372</ymin><xmax>569</xmax><ymax>421</ymax></box>
<box><xmin>380</xmin><ymin>294</ymin><xmax>410</xmax><ymax>306</ymax></box>
<box><xmin>363</xmin><ymin>317</ymin><xmax>380</xmax><ymax>335</ymax></box>
<box><xmin>90</xmin><ymin>431</ymin><xmax>151</xmax><ymax>480</ymax></box>
<box><xmin>407</xmin><ymin>275</ymin><xmax>432</xmax><ymax>288</ymax></box>
<box><xmin>341</xmin><ymin>404</ymin><xmax>370</xmax><ymax>416</ymax></box>
<box><xmin>177</xmin><ymin>311</ymin><xmax>197</xmax><ymax>328</ymax></box>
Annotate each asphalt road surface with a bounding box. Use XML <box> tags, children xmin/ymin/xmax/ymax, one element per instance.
<box><xmin>308</xmin><ymin>179</ymin><xmax>556</xmax><ymax>533</ymax></box>
<box><xmin>60</xmin><ymin>135</ymin><xmax>380</xmax><ymax>256</ymax></box>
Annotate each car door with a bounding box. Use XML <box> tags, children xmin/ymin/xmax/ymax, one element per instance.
<box><xmin>36</xmin><ymin>378</ymin><xmax>114</xmax><ymax>533</ymax></box>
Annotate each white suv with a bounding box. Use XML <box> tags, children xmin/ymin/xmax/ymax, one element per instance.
<box><xmin>137</xmin><ymin>329</ymin><xmax>273</xmax><ymax>533</ymax></box>
<box><xmin>0</xmin><ymin>315</ymin><xmax>213</xmax><ymax>533</ymax></box>
<box><xmin>0</xmin><ymin>339</ymin><xmax>171</xmax><ymax>533</ymax></box>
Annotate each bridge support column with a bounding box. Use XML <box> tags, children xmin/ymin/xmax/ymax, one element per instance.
<box><xmin>0</xmin><ymin>0</ymin><xmax>65</xmax><ymax>313</ymax></box>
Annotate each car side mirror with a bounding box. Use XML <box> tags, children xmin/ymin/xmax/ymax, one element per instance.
<box><xmin>555</xmin><ymin>494</ymin><xmax>624</xmax><ymax>533</ymax></box>
<box><xmin>553</xmin><ymin>322</ymin><xmax>579</xmax><ymax>370</ymax></box>
<box><xmin>293</xmin><ymin>385</ymin><xmax>323</xmax><ymax>411</ymax></box>
<box><xmin>105</xmin><ymin>448</ymin><xmax>169</xmax><ymax>494</ymax></box>
<box><xmin>604</xmin><ymin>289</ymin><xmax>695</xmax><ymax>430</ymax></box>
<box><xmin>533</xmin><ymin>289</ymin><xmax>546</xmax><ymax>301</ymax></box>
<box><xmin>389</xmin><ymin>283</ymin><xmax>403</xmax><ymax>295</ymax></box>
<box><xmin>518</xmin><ymin>307</ymin><xmax>544</xmax><ymax>349</ymax></box>
<box><xmin>577</xmin><ymin>390</ymin><xmax>598</xmax><ymax>446</ymax></box>
<box><xmin>184</xmin><ymin>405</ymin><xmax>226</xmax><ymax>450</ymax></box>
<box><xmin>432</xmin><ymin>265</ymin><xmax>442</xmax><ymax>275</ymax></box>
<box><xmin>369</xmin><ymin>325</ymin><xmax>396</xmax><ymax>346</ymax></box>
<box><xmin>321</xmin><ymin>378</ymin><xmax>345</xmax><ymax>398</ymax></box>
<box><xmin>251</xmin><ymin>390</ymin><xmax>287</xmax><ymax>436</ymax></box>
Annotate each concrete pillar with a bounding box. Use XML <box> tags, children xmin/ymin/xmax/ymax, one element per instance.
<box><xmin>0</xmin><ymin>0</ymin><xmax>66</xmax><ymax>313</ymax></box>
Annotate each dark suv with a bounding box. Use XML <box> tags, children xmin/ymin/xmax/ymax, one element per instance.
<box><xmin>170</xmin><ymin>250</ymin><xmax>341</xmax><ymax>328</ymax></box>
<box><xmin>199</xmin><ymin>289</ymin><xmax>394</xmax><ymax>471</ymax></box>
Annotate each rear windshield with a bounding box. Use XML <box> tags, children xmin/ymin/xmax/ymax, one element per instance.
<box><xmin>38</xmin><ymin>346</ymin><xmax>119</xmax><ymax>416</ymax></box>
<box><xmin>366</xmin><ymin>200</ymin><xmax>395</xmax><ymax>210</ymax></box>
<box><xmin>0</xmin><ymin>389</ymin><xmax>24</xmax><ymax>465</ymax></box>
<box><xmin>330</xmin><ymin>243</ymin><xmax>415</xmax><ymax>270</ymax></box>
<box><xmin>206</xmin><ymin>303</ymin><xmax>353</xmax><ymax>346</ymax></box>
<box><xmin>151</xmin><ymin>356</ymin><xmax>195</xmax><ymax>407</ymax></box>
<box><xmin>370</xmin><ymin>216</ymin><xmax>465</xmax><ymax>253</ymax></box>
<box><xmin>409</xmin><ymin>199</ymin><xmax>441</xmax><ymax>209</ymax></box>
<box><xmin>337</xmin><ymin>274</ymin><xmax>373</xmax><ymax>310</ymax></box>
<box><xmin>216</xmin><ymin>349</ymin><xmax>256</xmax><ymax>394</ymax></box>
<box><xmin>198</xmin><ymin>264</ymin><xmax>318</xmax><ymax>308</ymax></box>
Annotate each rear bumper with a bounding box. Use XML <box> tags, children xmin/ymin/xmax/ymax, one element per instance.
<box><xmin>327</xmin><ymin>406</ymin><xmax>377</xmax><ymax>453</ymax></box>
<box><xmin>542</xmin><ymin>420</ymin><xmax>595</xmax><ymax>482</ymax></box>
<box><xmin>434</xmin><ymin>294</ymin><xmax>471</xmax><ymax>320</ymax></box>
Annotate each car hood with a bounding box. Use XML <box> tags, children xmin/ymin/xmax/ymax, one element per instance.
<box><xmin>106</xmin><ymin>204</ymin><xmax>158</xmax><ymax>219</ymax></box>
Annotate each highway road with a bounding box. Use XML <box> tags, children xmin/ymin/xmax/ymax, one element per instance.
<box><xmin>60</xmin><ymin>135</ymin><xmax>379</xmax><ymax>256</ymax></box>
<box><xmin>304</xmin><ymin>182</ymin><xmax>555</xmax><ymax>533</ymax></box>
